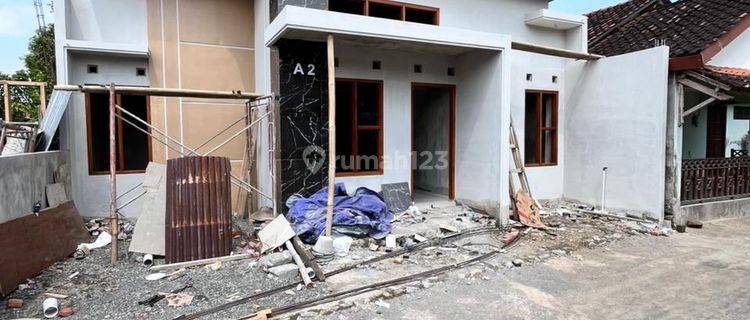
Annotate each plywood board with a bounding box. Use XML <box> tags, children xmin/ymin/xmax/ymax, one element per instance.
<box><xmin>129</xmin><ymin>163</ymin><xmax>167</xmax><ymax>256</ymax></box>
<box><xmin>0</xmin><ymin>202</ymin><xmax>89</xmax><ymax>295</ymax></box>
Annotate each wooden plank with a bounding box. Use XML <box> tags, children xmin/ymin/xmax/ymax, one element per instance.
<box><xmin>0</xmin><ymin>80</ymin><xmax>46</xmax><ymax>87</ymax></box>
<box><xmin>291</xmin><ymin>236</ymin><xmax>326</xmax><ymax>281</ymax></box>
<box><xmin>511</xmin><ymin>41</ymin><xmax>604</xmax><ymax>60</ymax></box>
<box><xmin>683</xmin><ymin>97</ymin><xmax>717</xmax><ymax>118</ymax></box>
<box><xmin>678</xmin><ymin>78</ymin><xmax>733</xmax><ymax>101</ymax></box>
<box><xmin>0</xmin><ymin>202</ymin><xmax>90</xmax><ymax>295</ymax></box>
<box><xmin>325</xmin><ymin>34</ymin><xmax>336</xmax><ymax>236</ymax></box>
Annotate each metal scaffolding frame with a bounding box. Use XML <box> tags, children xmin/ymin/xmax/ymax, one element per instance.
<box><xmin>54</xmin><ymin>84</ymin><xmax>276</xmax><ymax>265</ymax></box>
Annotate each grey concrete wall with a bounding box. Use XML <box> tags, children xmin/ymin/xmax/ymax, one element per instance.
<box><xmin>563</xmin><ymin>46</ymin><xmax>670</xmax><ymax>219</ymax></box>
<box><xmin>413</xmin><ymin>87</ymin><xmax>450</xmax><ymax>195</ymax></box>
<box><xmin>683</xmin><ymin>197</ymin><xmax>750</xmax><ymax>222</ymax></box>
<box><xmin>0</xmin><ymin>151</ymin><xmax>69</xmax><ymax>224</ymax></box>
<box><xmin>64</xmin><ymin>53</ymin><xmax>149</xmax><ymax>218</ymax></box>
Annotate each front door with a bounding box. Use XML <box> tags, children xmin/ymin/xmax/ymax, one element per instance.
<box><xmin>706</xmin><ymin>105</ymin><xmax>727</xmax><ymax>158</ymax></box>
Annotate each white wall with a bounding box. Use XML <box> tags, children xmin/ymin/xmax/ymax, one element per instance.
<box><xmin>65</xmin><ymin>0</ymin><xmax>148</xmax><ymax>45</ymax></box>
<box><xmin>510</xmin><ymin>49</ymin><xmax>568</xmax><ymax>199</ymax></box>
<box><xmin>563</xmin><ymin>46</ymin><xmax>669</xmax><ymax>218</ymax></box>
<box><xmin>709</xmin><ymin>29</ymin><xmax>750</xmax><ymax>69</ymax></box>
<box><xmin>333</xmin><ymin>44</ymin><xmax>457</xmax><ymax>192</ymax></box>
<box><xmin>455</xmin><ymin>50</ymin><xmax>509</xmax><ymax>219</ymax></box>
<box><xmin>65</xmin><ymin>53</ymin><xmax>150</xmax><ymax>217</ymax></box>
<box><xmin>0</xmin><ymin>151</ymin><xmax>68</xmax><ymax>223</ymax></box>
<box><xmin>389</xmin><ymin>0</ymin><xmax>571</xmax><ymax>49</ymax></box>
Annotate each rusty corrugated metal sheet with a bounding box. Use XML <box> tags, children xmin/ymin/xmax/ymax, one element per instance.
<box><xmin>166</xmin><ymin>156</ymin><xmax>232</xmax><ymax>263</ymax></box>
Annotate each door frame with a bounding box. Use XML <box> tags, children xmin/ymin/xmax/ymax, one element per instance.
<box><xmin>410</xmin><ymin>82</ymin><xmax>456</xmax><ymax>200</ymax></box>
<box><xmin>706</xmin><ymin>104</ymin><xmax>727</xmax><ymax>158</ymax></box>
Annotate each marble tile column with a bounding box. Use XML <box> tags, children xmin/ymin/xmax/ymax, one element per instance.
<box><xmin>276</xmin><ymin>39</ymin><xmax>329</xmax><ymax>210</ymax></box>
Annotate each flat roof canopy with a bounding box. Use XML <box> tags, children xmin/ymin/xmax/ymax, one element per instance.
<box><xmin>265</xmin><ymin>6</ymin><xmax>510</xmax><ymax>56</ymax></box>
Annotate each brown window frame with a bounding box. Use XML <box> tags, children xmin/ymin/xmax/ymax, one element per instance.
<box><xmin>524</xmin><ymin>90</ymin><xmax>558</xmax><ymax>167</ymax></box>
<box><xmin>329</xmin><ymin>0</ymin><xmax>440</xmax><ymax>25</ymax></box>
<box><xmin>85</xmin><ymin>92</ymin><xmax>153</xmax><ymax>175</ymax></box>
<box><xmin>335</xmin><ymin>78</ymin><xmax>384</xmax><ymax>177</ymax></box>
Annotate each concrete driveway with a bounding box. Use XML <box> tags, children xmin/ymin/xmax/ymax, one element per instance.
<box><xmin>329</xmin><ymin>218</ymin><xmax>750</xmax><ymax>320</ymax></box>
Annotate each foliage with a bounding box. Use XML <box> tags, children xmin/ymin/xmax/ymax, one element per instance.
<box><xmin>1</xmin><ymin>25</ymin><xmax>55</xmax><ymax>122</ymax></box>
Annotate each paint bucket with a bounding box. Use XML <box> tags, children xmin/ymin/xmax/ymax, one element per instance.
<box><xmin>42</xmin><ymin>298</ymin><xmax>59</xmax><ymax>318</ymax></box>
<box><xmin>332</xmin><ymin>236</ymin><xmax>353</xmax><ymax>257</ymax></box>
<box><xmin>143</xmin><ymin>254</ymin><xmax>154</xmax><ymax>267</ymax></box>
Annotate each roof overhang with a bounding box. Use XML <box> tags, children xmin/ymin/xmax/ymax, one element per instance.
<box><xmin>524</xmin><ymin>9</ymin><xmax>586</xmax><ymax>30</ymax></box>
<box><xmin>670</xmin><ymin>14</ymin><xmax>750</xmax><ymax>71</ymax></box>
<box><xmin>264</xmin><ymin>6</ymin><xmax>509</xmax><ymax>55</ymax></box>
<box><xmin>64</xmin><ymin>40</ymin><xmax>149</xmax><ymax>58</ymax></box>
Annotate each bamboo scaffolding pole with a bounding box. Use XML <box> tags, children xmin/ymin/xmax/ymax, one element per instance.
<box><xmin>3</xmin><ymin>83</ymin><xmax>9</xmax><ymax>121</ymax></box>
<box><xmin>54</xmin><ymin>84</ymin><xmax>264</xmax><ymax>100</ymax></box>
<box><xmin>325</xmin><ymin>35</ymin><xmax>336</xmax><ymax>236</ymax></box>
<box><xmin>109</xmin><ymin>83</ymin><xmax>119</xmax><ymax>265</ymax></box>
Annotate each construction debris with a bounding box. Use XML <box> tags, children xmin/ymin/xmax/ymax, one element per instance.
<box><xmin>6</xmin><ymin>298</ymin><xmax>23</xmax><ymax>309</ymax></box>
<box><xmin>258</xmin><ymin>215</ymin><xmax>296</xmax><ymax>253</ymax></box>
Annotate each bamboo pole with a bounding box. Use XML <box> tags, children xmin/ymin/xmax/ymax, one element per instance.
<box><xmin>3</xmin><ymin>83</ymin><xmax>9</xmax><ymax>121</ymax></box>
<box><xmin>54</xmin><ymin>84</ymin><xmax>263</xmax><ymax>100</ymax></box>
<box><xmin>325</xmin><ymin>35</ymin><xmax>336</xmax><ymax>236</ymax></box>
<box><xmin>39</xmin><ymin>84</ymin><xmax>46</xmax><ymax>118</ymax></box>
<box><xmin>109</xmin><ymin>83</ymin><xmax>119</xmax><ymax>265</ymax></box>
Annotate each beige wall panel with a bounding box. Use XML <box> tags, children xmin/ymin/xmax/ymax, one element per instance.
<box><xmin>179</xmin><ymin>0</ymin><xmax>254</xmax><ymax>48</ymax></box>
<box><xmin>179</xmin><ymin>44</ymin><xmax>255</xmax><ymax>93</ymax></box>
<box><xmin>149</xmin><ymin>97</ymin><xmax>167</xmax><ymax>163</ymax></box>
<box><xmin>146</xmin><ymin>0</ymin><xmax>165</xmax><ymax>88</ymax></box>
<box><xmin>181</xmin><ymin>103</ymin><xmax>247</xmax><ymax>160</ymax></box>
<box><xmin>166</xmin><ymin>97</ymin><xmax>183</xmax><ymax>159</ymax></box>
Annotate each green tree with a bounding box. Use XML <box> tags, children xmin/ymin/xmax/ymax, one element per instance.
<box><xmin>1</xmin><ymin>25</ymin><xmax>55</xmax><ymax>122</ymax></box>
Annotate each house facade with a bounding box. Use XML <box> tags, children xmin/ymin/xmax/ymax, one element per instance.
<box><xmin>54</xmin><ymin>0</ymin><xmax>671</xmax><ymax>222</ymax></box>
<box><xmin>587</xmin><ymin>0</ymin><xmax>750</xmax><ymax>222</ymax></box>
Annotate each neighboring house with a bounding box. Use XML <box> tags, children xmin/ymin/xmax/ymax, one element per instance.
<box><xmin>54</xmin><ymin>0</ymin><xmax>672</xmax><ymax>223</ymax></box>
<box><xmin>587</xmin><ymin>0</ymin><xmax>750</xmax><ymax>221</ymax></box>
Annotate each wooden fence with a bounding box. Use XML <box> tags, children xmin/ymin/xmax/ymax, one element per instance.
<box><xmin>681</xmin><ymin>157</ymin><xmax>750</xmax><ymax>204</ymax></box>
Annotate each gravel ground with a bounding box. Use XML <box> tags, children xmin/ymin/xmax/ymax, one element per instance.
<box><xmin>0</xmin><ymin>199</ymin><xmax>658</xmax><ymax>319</ymax></box>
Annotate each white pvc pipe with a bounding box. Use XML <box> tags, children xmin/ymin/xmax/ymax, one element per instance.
<box><xmin>601</xmin><ymin>167</ymin><xmax>609</xmax><ymax>213</ymax></box>
<box><xmin>143</xmin><ymin>254</ymin><xmax>154</xmax><ymax>267</ymax></box>
<box><xmin>43</xmin><ymin>298</ymin><xmax>59</xmax><ymax>318</ymax></box>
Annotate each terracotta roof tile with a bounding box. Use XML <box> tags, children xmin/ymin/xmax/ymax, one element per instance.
<box><xmin>587</xmin><ymin>0</ymin><xmax>750</xmax><ymax>58</ymax></box>
<box><xmin>703</xmin><ymin>66</ymin><xmax>750</xmax><ymax>90</ymax></box>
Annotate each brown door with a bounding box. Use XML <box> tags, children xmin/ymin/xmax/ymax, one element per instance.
<box><xmin>706</xmin><ymin>105</ymin><xmax>727</xmax><ymax>158</ymax></box>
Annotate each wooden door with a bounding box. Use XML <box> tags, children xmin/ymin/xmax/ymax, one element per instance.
<box><xmin>706</xmin><ymin>105</ymin><xmax>727</xmax><ymax>158</ymax></box>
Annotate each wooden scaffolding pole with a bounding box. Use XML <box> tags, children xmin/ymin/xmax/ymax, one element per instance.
<box><xmin>325</xmin><ymin>35</ymin><xmax>336</xmax><ymax>236</ymax></box>
<box><xmin>109</xmin><ymin>83</ymin><xmax>119</xmax><ymax>265</ymax></box>
<box><xmin>3</xmin><ymin>83</ymin><xmax>9</xmax><ymax>121</ymax></box>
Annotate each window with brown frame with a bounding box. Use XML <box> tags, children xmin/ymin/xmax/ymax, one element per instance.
<box><xmin>524</xmin><ymin>91</ymin><xmax>558</xmax><ymax>166</ymax></box>
<box><xmin>335</xmin><ymin>79</ymin><xmax>384</xmax><ymax>176</ymax></box>
<box><xmin>329</xmin><ymin>0</ymin><xmax>439</xmax><ymax>25</ymax></box>
<box><xmin>86</xmin><ymin>92</ymin><xmax>152</xmax><ymax>175</ymax></box>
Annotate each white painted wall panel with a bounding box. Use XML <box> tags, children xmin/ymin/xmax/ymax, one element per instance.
<box><xmin>563</xmin><ymin>46</ymin><xmax>669</xmax><ymax>218</ymax></box>
<box><xmin>709</xmin><ymin>29</ymin><xmax>750</xmax><ymax>69</ymax></box>
<box><xmin>66</xmin><ymin>0</ymin><xmax>147</xmax><ymax>45</ymax></box>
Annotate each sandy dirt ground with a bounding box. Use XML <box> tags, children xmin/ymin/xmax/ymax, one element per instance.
<box><xmin>328</xmin><ymin>217</ymin><xmax>750</xmax><ymax>320</ymax></box>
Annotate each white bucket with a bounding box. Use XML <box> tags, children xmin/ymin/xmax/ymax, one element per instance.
<box><xmin>332</xmin><ymin>236</ymin><xmax>353</xmax><ymax>257</ymax></box>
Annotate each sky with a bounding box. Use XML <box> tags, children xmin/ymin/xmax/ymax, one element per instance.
<box><xmin>0</xmin><ymin>0</ymin><xmax>626</xmax><ymax>75</ymax></box>
<box><xmin>0</xmin><ymin>0</ymin><xmax>53</xmax><ymax>75</ymax></box>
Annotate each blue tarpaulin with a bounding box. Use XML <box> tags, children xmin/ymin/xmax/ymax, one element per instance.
<box><xmin>286</xmin><ymin>183</ymin><xmax>394</xmax><ymax>243</ymax></box>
